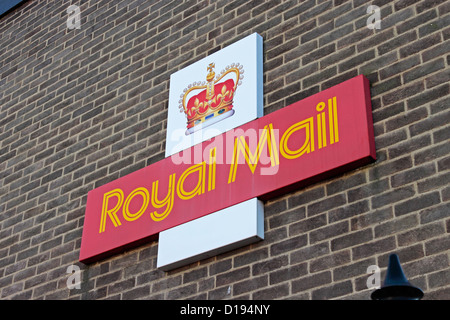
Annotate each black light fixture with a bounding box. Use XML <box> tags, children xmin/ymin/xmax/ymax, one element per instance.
<box><xmin>371</xmin><ymin>253</ymin><xmax>424</xmax><ymax>300</ymax></box>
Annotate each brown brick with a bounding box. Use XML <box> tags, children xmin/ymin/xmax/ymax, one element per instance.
<box><xmin>311</xmin><ymin>280</ymin><xmax>353</xmax><ymax>300</ymax></box>
<box><xmin>1</xmin><ymin>0</ymin><xmax>448</xmax><ymax>301</ymax></box>
<box><xmin>372</xmin><ymin>186</ymin><xmax>416</xmax><ymax>209</ymax></box>
<box><xmin>270</xmin><ymin>235</ymin><xmax>308</xmax><ymax>256</ymax></box>
<box><xmin>388</xmin><ymin>134</ymin><xmax>432</xmax><ymax>159</ymax></box>
<box><xmin>331</xmin><ymin>229</ymin><xmax>373</xmax><ymax>251</ymax></box>
<box><xmin>307</xmin><ymin>194</ymin><xmax>347</xmax><ymax>216</ymax></box>
<box><xmin>253</xmin><ymin>283</ymin><xmax>289</xmax><ymax>299</ymax></box>
<box><xmin>353</xmin><ymin>236</ymin><xmax>398</xmax><ymax>260</ymax></box>
<box><xmin>289</xmin><ymin>214</ymin><xmax>327</xmax><ymax>236</ymax></box>
<box><xmin>382</xmin><ymin>82</ymin><xmax>424</xmax><ymax>106</ymax></box>
<box><xmin>216</xmin><ymin>267</ymin><xmax>250</xmax><ymax>287</ymax></box>
<box><xmin>399</xmin><ymin>33</ymin><xmax>442</xmax><ymax>58</ymax></box>
<box><xmin>310</xmin><ymin>251</ymin><xmax>351</xmax><ymax>273</ymax></box>
<box><xmin>390</xmin><ymin>163</ymin><xmax>436</xmax><ymax>188</ymax></box>
<box><xmin>394</xmin><ymin>192</ymin><xmax>441</xmax><ymax>217</ymax></box>
<box><xmin>292</xmin><ymin>271</ymin><xmax>331</xmax><ymax>293</ymax></box>
<box><xmin>233</xmin><ymin>275</ymin><xmax>268</xmax><ymax>296</ymax></box>
<box><xmin>333</xmin><ymin>258</ymin><xmax>375</xmax><ymax>282</ymax></box>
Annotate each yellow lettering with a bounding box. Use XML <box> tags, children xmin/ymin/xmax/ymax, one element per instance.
<box><xmin>317</xmin><ymin>102</ymin><xmax>327</xmax><ymax>149</ymax></box>
<box><xmin>228</xmin><ymin>124</ymin><xmax>279</xmax><ymax>183</ymax></box>
<box><xmin>151</xmin><ymin>173</ymin><xmax>176</xmax><ymax>221</ymax></box>
<box><xmin>330</xmin><ymin>96</ymin><xmax>339</xmax><ymax>143</ymax></box>
<box><xmin>280</xmin><ymin>117</ymin><xmax>315</xmax><ymax>159</ymax></box>
<box><xmin>99</xmin><ymin>189</ymin><xmax>123</xmax><ymax>233</ymax></box>
<box><xmin>177</xmin><ymin>163</ymin><xmax>206</xmax><ymax>200</ymax></box>
<box><xmin>208</xmin><ymin>148</ymin><xmax>217</xmax><ymax>192</ymax></box>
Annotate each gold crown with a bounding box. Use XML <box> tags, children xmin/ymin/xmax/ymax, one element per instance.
<box><xmin>179</xmin><ymin>62</ymin><xmax>244</xmax><ymax>134</ymax></box>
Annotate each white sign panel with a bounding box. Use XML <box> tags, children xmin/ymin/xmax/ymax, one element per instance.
<box><xmin>165</xmin><ymin>33</ymin><xmax>263</xmax><ymax>157</ymax></box>
<box><xmin>157</xmin><ymin>198</ymin><xmax>264</xmax><ymax>271</ymax></box>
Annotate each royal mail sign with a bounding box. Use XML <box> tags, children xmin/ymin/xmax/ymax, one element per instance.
<box><xmin>79</xmin><ymin>74</ymin><xmax>375</xmax><ymax>263</ymax></box>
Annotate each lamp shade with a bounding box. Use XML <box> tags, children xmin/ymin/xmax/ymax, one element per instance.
<box><xmin>371</xmin><ymin>254</ymin><xmax>423</xmax><ymax>300</ymax></box>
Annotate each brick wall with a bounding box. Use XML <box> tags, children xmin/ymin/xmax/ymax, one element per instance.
<box><xmin>0</xmin><ymin>0</ymin><xmax>449</xmax><ymax>300</ymax></box>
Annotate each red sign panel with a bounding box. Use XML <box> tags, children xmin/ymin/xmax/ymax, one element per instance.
<box><xmin>79</xmin><ymin>75</ymin><xmax>375</xmax><ymax>263</ymax></box>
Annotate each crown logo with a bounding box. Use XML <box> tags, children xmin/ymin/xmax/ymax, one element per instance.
<box><xmin>178</xmin><ymin>62</ymin><xmax>244</xmax><ymax>135</ymax></box>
